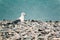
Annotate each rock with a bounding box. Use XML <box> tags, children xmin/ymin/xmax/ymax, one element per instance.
<box><xmin>0</xmin><ymin>20</ymin><xmax>60</xmax><ymax>40</ymax></box>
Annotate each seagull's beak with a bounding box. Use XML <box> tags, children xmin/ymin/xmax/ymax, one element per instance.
<box><xmin>24</xmin><ymin>14</ymin><xmax>26</xmax><ymax>16</ymax></box>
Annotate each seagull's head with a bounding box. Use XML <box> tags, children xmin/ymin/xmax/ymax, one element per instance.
<box><xmin>21</xmin><ymin>12</ymin><xmax>26</xmax><ymax>16</ymax></box>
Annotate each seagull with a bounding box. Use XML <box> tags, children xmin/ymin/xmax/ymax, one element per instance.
<box><xmin>18</xmin><ymin>12</ymin><xmax>26</xmax><ymax>22</ymax></box>
<box><xmin>6</xmin><ymin>12</ymin><xmax>26</xmax><ymax>25</ymax></box>
<box><xmin>12</xmin><ymin>12</ymin><xmax>26</xmax><ymax>24</ymax></box>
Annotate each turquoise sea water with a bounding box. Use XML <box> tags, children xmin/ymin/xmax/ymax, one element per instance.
<box><xmin>0</xmin><ymin>0</ymin><xmax>60</xmax><ymax>21</ymax></box>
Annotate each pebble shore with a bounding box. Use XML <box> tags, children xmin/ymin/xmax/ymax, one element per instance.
<box><xmin>0</xmin><ymin>20</ymin><xmax>60</xmax><ymax>40</ymax></box>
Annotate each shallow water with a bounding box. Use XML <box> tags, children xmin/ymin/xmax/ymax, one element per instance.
<box><xmin>0</xmin><ymin>0</ymin><xmax>60</xmax><ymax>21</ymax></box>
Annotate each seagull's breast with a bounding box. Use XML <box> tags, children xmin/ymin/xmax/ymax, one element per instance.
<box><xmin>19</xmin><ymin>16</ymin><xmax>24</xmax><ymax>22</ymax></box>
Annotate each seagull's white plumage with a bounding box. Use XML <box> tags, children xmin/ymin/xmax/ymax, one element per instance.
<box><xmin>18</xmin><ymin>12</ymin><xmax>26</xmax><ymax>22</ymax></box>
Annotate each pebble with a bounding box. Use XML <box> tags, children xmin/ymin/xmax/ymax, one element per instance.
<box><xmin>0</xmin><ymin>20</ymin><xmax>60</xmax><ymax>40</ymax></box>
